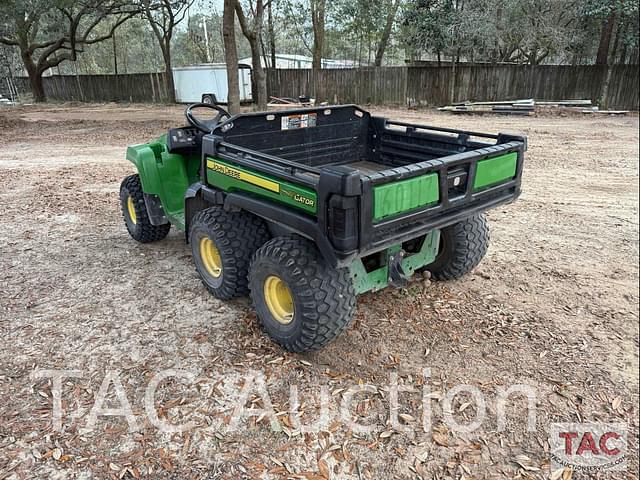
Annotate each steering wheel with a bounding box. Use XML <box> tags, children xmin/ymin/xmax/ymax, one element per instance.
<box><xmin>185</xmin><ymin>103</ymin><xmax>231</xmax><ymax>133</ymax></box>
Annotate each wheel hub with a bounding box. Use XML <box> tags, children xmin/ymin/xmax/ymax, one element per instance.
<box><xmin>264</xmin><ymin>275</ymin><xmax>294</xmax><ymax>324</ymax></box>
<box><xmin>127</xmin><ymin>196</ymin><xmax>137</xmax><ymax>224</ymax></box>
<box><xmin>199</xmin><ymin>237</ymin><xmax>222</xmax><ymax>278</ymax></box>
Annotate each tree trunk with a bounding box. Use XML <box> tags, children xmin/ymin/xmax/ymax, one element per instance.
<box><xmin>618</xmin><ymin>22</ymin><xmax>628</xmax><ymax>64</ymax></box>
<box><xmin>163</xmin><ymin>46</ymin><xmax>176</xmax><ymax>103</ymax></box>
<box><xmin>599</xmin><ymin>64</ymin><xmax>613</xmax><ymax>109</ymax></box>
<box><xmin>249</xmin><ymin>38</ymin><xmax>267</xmax><ymax>109</ymax></box>
<box><xmin>268</xmin><ymin>2</ymin><xmax>276</xmax><ymax>69</ymax></box>
<box><xmin>22</xmin><ymin>53</ymin><xmax>46</xmax><ymax>102</ymax></box>
<box><xmin>610</xmin><ymin>20</ymin><xmax>624</xmax><ymax>64</ymax></box>
<box><xmin>113</xmin><ymin>34</ymin><xmax>118</xmax><ymax>74</ymax></box>
<box><xmin>29</xmin><ymin>71</ymin><xmax>46</xmax><ymax>103</ymax></box>
<box><xmin>374</xmin><ymin>0</ymin><xmax>399</xmax><ymax>67</ymax></box>
<box><xmin>235</xmin><ymin>0</ymin><xmax>268</xmax><ymax>110</ymax></box>
<box><xmin>223</xmin><ymin>0</ymin><xmax>240</xmax><ymax>114</ymax></box>
<box><xmin>596</xmin><ymin>10</ymin><xmax>617</xmax><ymax>65</ymax></box>
<box><xmin>449</xmin><ymin>53</ymin><xmax>457</xmax><ymax>104</ymax></box>
<box><xmin>311</xmin><ymin>0</ymin><xmax>325</xmax><ymax>70</ymax></box>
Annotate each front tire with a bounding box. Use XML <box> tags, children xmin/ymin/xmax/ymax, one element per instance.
<box><xmin>249</xmin><ymin>235</ymin><xmax>356</xmax><ymax>353</ymax></box>
<box><xmin>190</xmin><ymin>207</ymin><xmax>269</xmax><ymax>299</ymax></box>
<box><xmin>120</xmin><ymin>174</ymin><xmax>170</xmax><ymax>243</ymax></box>
<box><xmin>428</xmin><ymin>214</ymin><xmax>489</xmax><ymax>280</ymax></box>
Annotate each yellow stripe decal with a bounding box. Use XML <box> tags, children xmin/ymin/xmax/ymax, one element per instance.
<box><xmin>207</xmin><ymin>160</ymin><xmax>280</xmax><ymax>193</ymax></box>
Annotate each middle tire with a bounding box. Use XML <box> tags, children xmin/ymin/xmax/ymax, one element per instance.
<box><xmin>249</xmin><ymin>235</ymin><xmax>356</xmax><ymax>353</ymax></box>
<box><xmin>190</xmin><ymin>207</ymin><xmax>269</xmax><ymax>299</ymax></box>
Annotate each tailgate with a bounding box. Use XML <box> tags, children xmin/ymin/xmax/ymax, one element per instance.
<box><xmin>359</xmin><ymin>139</ymin><xmax>525</xmax><ymax>253</ymax></box>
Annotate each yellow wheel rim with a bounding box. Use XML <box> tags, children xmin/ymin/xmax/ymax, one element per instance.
<box><xmin>264</xmin><ymin>275</ymin><xmax>294</xmax><ymax>324</ymax></box>
<box><xmin>199</xmin><ymin>236</ymin><xmax>222</xmax><ymax>278</ymax></box>
<box><xmin>127</xmin><ymin>196</ymin><xmax>137</xmax><ymax>224</ymax></box>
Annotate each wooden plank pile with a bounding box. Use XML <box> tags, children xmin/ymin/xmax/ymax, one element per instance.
<box><xmin>0</xmin><ymin>94</ymin><xmax>16</xmax><ymax>106</ymax></box>
<box><xmin>267</xmin><ymin>96</ymin><xmax>314</xmax><ymax>109</ymax></box>
<box><xmin>581</xmin><ymin>108</ymin><xmax>630</xmax><ymax>115</ymax></box>
<box><xmin>536</xmin><ymin>100</ymin><xmax>593</xmax><ymax>107</ymax></box>
<box><xmin>438</xmin><ymin>99</ymin><xmax>535</xmax><ymax>115</ymax></box>
<box><xmin>437</xmin><ymin>98</ymin><xmax>629</xmax><ymax>116</ymax></box>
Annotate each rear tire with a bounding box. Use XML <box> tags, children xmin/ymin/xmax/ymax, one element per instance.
<box><xmin>249</xmin><ymin>235</ymin><xmax>356</xmax><ymax>353</ymax></box>
<box><xmin>120</xmin><ymin>174</ymin><xmax>170</xmax><ymax>243</ymax></box>
<box><xmin>428</xmin><ymin>214</ymin><xmax>489</xmax><ymax>280</ymax></box>
<box><xmin>190</xmin><ymin>207</ymin><xmax>269</xmax><ymax>299</ymax></box>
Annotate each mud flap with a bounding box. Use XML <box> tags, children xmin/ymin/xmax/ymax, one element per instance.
<box><xmin>143</xmin><ymin>193</ymin><xmax>169</xmax><ymax>225</ymax></box>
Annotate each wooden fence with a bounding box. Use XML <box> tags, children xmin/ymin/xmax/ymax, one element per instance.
<box><xmin>11</xmin><ymin>72</ymin><xmax>172</xmax><ymax>103</ymax></box>
<box><xmin>6</xmin><ymin>64</ymin><xmax>639</xmax><ymax>109</ymax></box>
<box><xmin>267</xmin><ymin>65</ymin><xmax>639</xmax><ymax>110</ymax></box>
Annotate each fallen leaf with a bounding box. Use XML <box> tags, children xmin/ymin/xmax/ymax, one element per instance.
<box><xmin>611</xmin><ymin>396</ymin><xmax>622</xmax><ymax>410</ymax></box>
<box><xmin>415</xmin><ymin>450</ymin><xmax>429</xmax><ymax>463</ymax></box>
<box><xmin>399</xmin><ymin>413</ymin><xmax>415</xmax><ymax>423</ymax></box>
<box><xmin>433</xmin><ymin>432</ymin><xmax>448</xmax><ymax>447</ymax></box>
<box><xmin>318</xmin><ymin>458</ymin><xmax>330</xmax><ymax>479</ymax></box>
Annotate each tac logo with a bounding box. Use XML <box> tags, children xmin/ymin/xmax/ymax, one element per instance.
<box><xmin>549</xmin><ymin>423</ymin><xmax>627</xmax><ymax>472</ymax></box>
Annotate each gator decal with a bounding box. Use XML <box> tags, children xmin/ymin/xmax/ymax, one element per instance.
<box><xmin>280</xmin><ymin>187</ymin><xmax>316</xmax><ymax>209</ymax></box>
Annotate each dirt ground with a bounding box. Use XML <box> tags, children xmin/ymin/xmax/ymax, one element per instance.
<box><xmin>0</xmin><ymin>103</ymin><xmax>638</xmax><ymax>480</ymax></box>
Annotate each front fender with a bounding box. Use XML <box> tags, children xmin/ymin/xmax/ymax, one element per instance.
<box><xmin>125</xmin><ymin>135</ymin><xmax>199</xmax><ymax>231</ymax></box>
<box><xmin>125</xmin><ymin>137</ymin><xmax>166</xmax><ymax>197</ymax></box>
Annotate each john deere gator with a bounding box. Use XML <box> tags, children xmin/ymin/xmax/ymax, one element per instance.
<box><xmin>120</xmin><ymin>104</ymin><xmax>526</xmax><ymax>352</ymax></box>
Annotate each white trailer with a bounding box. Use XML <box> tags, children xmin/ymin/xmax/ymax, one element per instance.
<box><xmin>172</xmin><ymin>63</ymin><xmax>252</xmax><ymax>104</ymax></box>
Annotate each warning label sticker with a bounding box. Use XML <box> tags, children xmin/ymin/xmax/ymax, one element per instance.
<box><xmin>281</xmin><ymin>113</ymin><xmax>317</xmax><ymax>130</ymax></box>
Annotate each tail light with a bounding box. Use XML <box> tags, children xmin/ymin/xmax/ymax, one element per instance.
<box><xmin>328</xmin><ymin>195</ymin><xmax>358</xmax><ymax>252</ymax></box>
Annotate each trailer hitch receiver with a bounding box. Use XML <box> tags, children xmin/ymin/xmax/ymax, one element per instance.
<box><xmin>388</xmin><ymin>250</ymin><xmax>409</xmax><ymax>288</ymax></box>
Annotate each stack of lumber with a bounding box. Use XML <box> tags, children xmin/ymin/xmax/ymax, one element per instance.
<box><xmin>438</xmin><ymin>98</ymin><xmax>630</xmax><ymax>116</ymax></box>
<box><xmin>537</xmin><ymin>100</ymin><xmax>628</xmax><ymax>115</ymax></box>
<box><xmin>438</xmin><ymin>99</ymin><xmax>535</xmax><ymax>115</ymax></box>
<box><xmin>537</xmin><ymin>100</ymin><xmax>593</xmax><ymax>107</ymax></box>
<box><xmin>0</xmin><ymin>94</ymin><xmax>16</xmax><ymax>106</ymax></box>
<box><xmin>581</xmin><ymin>108</ymin><xmax>629</xmax><ymax>115</ymax></box>
<box><xmin>267</xmin><ymin>96</ymin><xmax>315</xmax><ymax>109</ymax></box>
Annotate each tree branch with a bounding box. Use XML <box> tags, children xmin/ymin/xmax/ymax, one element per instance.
<box><xmin>83</xmin><ymin>12</ymin><xmax>138</xmax><ymax>45</ymax></box>
<box><xmin>235</xmin><ymin>1</ymin><xmax>254</xmax><ymax>40</ymax></box>
<box><xmin>0</xmin><ymin>37</ymin><xmax>20</xmax><ymax>46</ymax></box>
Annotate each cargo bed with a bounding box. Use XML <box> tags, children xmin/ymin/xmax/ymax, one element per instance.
<box><xmin>200</xmin><ymin>105</ymin><xmax>526</xmax><ymax>266</ymax></box>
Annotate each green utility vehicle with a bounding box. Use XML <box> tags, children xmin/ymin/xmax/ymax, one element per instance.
<box><xmin>120</xmin><ymin>104</ymin><xmax>526</xmax><ymax>352</ymax></box>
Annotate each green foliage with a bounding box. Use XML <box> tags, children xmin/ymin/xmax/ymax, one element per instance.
<box><xmin>400</xmin><ymin>0</ymin><xmax>639</xmax><ymax>64</ymax></box>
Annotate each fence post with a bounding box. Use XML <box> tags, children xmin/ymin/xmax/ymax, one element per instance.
<box><xmin>402</xmin><ymin>67</ymin><xmax>408</xmax><ymax>106</ymax></box>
